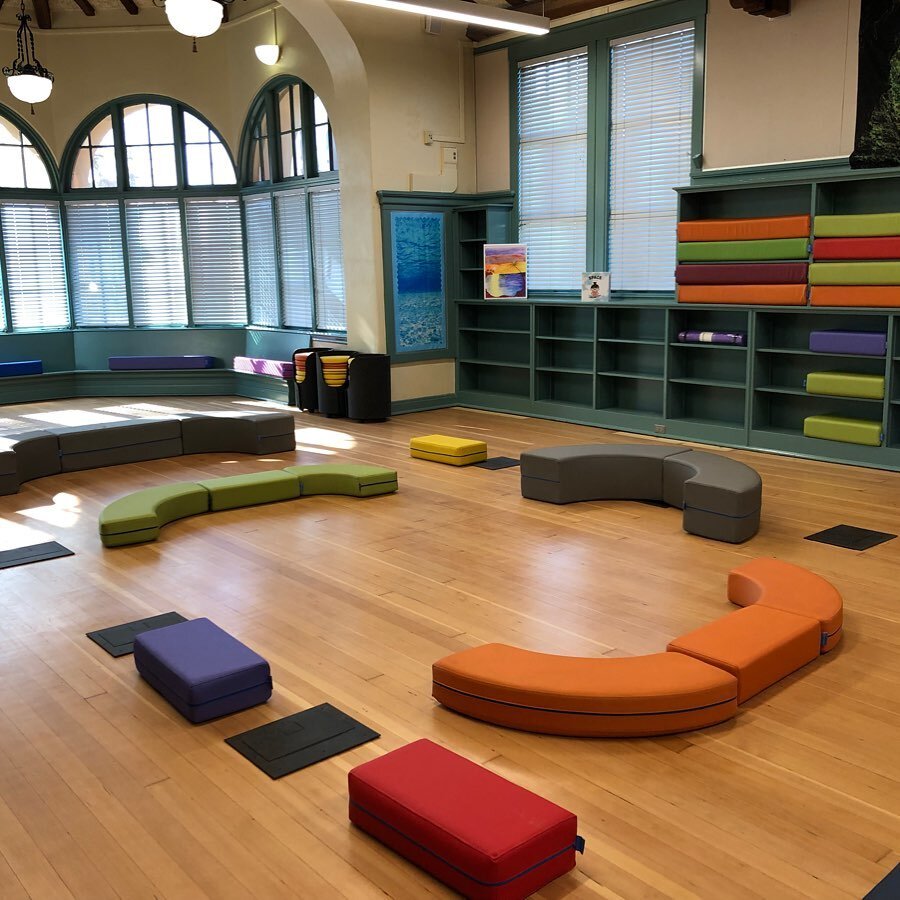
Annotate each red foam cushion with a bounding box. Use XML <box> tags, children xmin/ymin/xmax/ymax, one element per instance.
<box><xmin>813</xmin><ymin>237</ymin><xmax>900</xmax><ymax>260</ymax></box>
<box><xmin>348</xmin><ymin>739</ymin><xmax>580</xmax><ymax>899</ymax></box>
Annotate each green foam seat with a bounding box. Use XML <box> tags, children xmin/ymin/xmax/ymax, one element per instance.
<box><xmin>99</xmin><ymin>483</ymin><xmax>210</xmax><ymax>547</ymax></box>
<box><xmin>803</xmin><ymin>415</ymin><xmax>883</xmax><ymax>446</ymax></box>
<box><xmin>809</xmin><ymin>261</ymin><xmax>900</xmax><ymax>285</ymax></box>
<box><xmin>284</xmin><ymin>464</ymin><xmax>399</xmax><ymax>497</ymax></box>
<box><xmin>805</xmin><ymin>371</ymin><xmax>885</xmax><ymax>400</ymax></box>
<box><xmin>676</xmin><ymin>238</ymin><xmax>809</xmax><ymax>262</ymax></box>
<box><xmin>197</xmin><ymin>470</ymin><xmax>301</xmax><ymax>511</ymax></box>
<box><xmin>814</xmin><ymin>213</ymin><xmax>900</xmax><ymax>238</ymax></box>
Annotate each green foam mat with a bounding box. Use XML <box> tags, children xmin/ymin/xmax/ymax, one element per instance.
<box><xmin>677</xmin><ymin>238</ymin><xmax>809</xmax><ymax>262</ymax></box>
<box><xmin>809</xmin><ymin>261</ymin><xmax>900</xmax><ymax>285</ymax></box>
<box><xmin>814</xmin><ymin>212</ymin><xmax>900</xmax><ymax>238</ymax></box>
<box><xmin>805</xmin><ymin>371</ymin><xmax>885</xmax><ymax>399</ymax></box>
<box><xmin>803</xmin><ymin>415</ymin><xmax>883</xmax><ymax>446</ymax></box>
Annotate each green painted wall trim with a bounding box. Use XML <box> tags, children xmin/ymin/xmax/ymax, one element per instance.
<box><xmin>391</xmin><ymin>394</ymin><xmax>458</xmax><ymax>415</ymax></box>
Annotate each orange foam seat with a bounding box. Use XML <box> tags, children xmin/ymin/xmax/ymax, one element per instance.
<box><xmin>677</xmin><ymin>284</ymin><xmax>807</xmax><ymax>305</ymax></box>
<box><xmin>432</xmin><ymin>644</ymin><xmax>738</xmax><ymax>737</ymax></box>
<box><xmin>667</xmin><ymin>606</ymin><xmax>821</xmax><ymax>703</ymax></box>
<box><xmin>810</xmin><ymin>286</ymin><xmax>900</xmax><ymax>307</ymax></box>
<box><xmin>727</xmin><ymin>557</ymin><xmax>843</xmax><ymax>652</ymax></box>
<box><xmin>677</xmin><ymin>215</ymin><xmax>811</xmax><ymax>243</ymax></box>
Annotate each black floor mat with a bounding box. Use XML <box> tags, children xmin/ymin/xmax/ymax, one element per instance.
<box><xmin>805</xmin><ymin>524</ymin><xmax>897</xmax><ymax>551</ymax></box>
<box><xmin>865</xmin><ymin>864</ymin><xmax>900</xmax><ymax>899</ymax></box>
<box><xmin>0</xmin><ymin>541</ymin><xmax>74</xmax><ymax>570</ymax></box>
<box><xmin>86</xmin><ymin>611</ymin><xmax>188</xmax><ymax>657</ymax></box>
<box><xmin>474</xmin><ymin>457</ymin><xmax>520</xmax><ymax>470</ymax></box>
<box><xmin>226</xmin><ymin>702</ymin><xmax>379</xmax><ymax>779</ymax></box>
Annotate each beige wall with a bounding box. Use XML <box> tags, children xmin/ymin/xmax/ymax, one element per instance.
<box><xmin>475</xmin><ymin>48</ymin><xmax>510</xmax><ymax>192</ymax></box>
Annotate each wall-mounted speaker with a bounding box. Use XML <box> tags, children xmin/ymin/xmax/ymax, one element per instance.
<box><xmin>423</xmin><ymin>16</ymin><xmax>443</xmax><ymax>34</ymax></box>
<box><xmin>729</xmin><ymin>0</ymin><xmax>790</xmax><ymax>17</ymax></box>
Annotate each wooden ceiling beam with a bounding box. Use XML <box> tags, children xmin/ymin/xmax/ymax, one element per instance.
<box><xmin>32</xmin><ymin>0</ymin><xmax>51</xmax><ymax>29</ymax></box>
<box><xmin>118</xmin><ymin>0</ymin><xmax>139</xmax><ymax>13</ymax></box>
<box><xmin>73</xmin><ymin>0</ymin><xmax>96</xmax><ymax>15</ymax></box>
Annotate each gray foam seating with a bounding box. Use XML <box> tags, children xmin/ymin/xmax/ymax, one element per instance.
<box><xmin>180</xmin><ymin>412</ymin><xmax>296</xmax><ymax>455</ymax></box>
<box><xmin>520</xmin><ymin>444</ymin><xmax>761</xmax><ymax>543</ymax></box>
<box><xmin>0</xmin><ymin>411</ymin><xmax>297</xmax><ymax>495</ymax></box>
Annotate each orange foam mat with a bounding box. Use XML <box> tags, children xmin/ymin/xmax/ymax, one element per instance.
<box><xmin>677</xmin><ymin>214</ymin><xmax>811</xmax><ymax>243</ymax></box>
<box><xmin>677</xmin><ymin>284</ymin><xmax>807</xmax><ymax>305</ymax></box>
<box><xmin>810</xmin><ymin>286</ymin><xmax>900</xmax><ymax>307</ymax></box>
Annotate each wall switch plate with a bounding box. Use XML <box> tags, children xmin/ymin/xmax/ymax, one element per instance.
<box><xmin>654</xmin><ymin>424</ymin><xmax>666</xmax><ymax>434</ymax></box>
<box><xmin>442</xmin><ymin>146</ymin><xmax>458</xmax><ymax>165</ymax></box>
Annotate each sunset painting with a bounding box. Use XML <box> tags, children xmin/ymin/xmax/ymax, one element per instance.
<box><xmin>484</xmin><ymin>243</ymin><xmax>527</xmax><ymax>299</ymax></box>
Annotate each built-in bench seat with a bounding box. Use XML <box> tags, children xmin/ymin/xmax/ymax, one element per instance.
<box><xmin>108</xmin><ymin>356</ymin><xmax>216</xmax><ymax>370</ymax></box>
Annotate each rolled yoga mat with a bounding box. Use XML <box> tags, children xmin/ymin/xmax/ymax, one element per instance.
<box><xmin>805</xmin><ymin>371</ymin><xmax>885</xmax><ymax>400</ymax></box>
<box><xmin>809</xmin><ymin>330</ymin><xmax>887</xmax><ymax>356</ymax></box>
<box><xmin>803</xmin><ymin>415</ymin><xmax>883</xmax><ymax>446</ymax></box>
<box><xmin>677</xmin><ymin>284</ymin><xmax>807</xmax><ymax>305</ymax></box>
<box><xmin>811</xmin><ymin>286</ymin><xmax>900</xmax><ymax>307</ymax></box>
<box><xmin>677</xmin><ymin>238</ymin><xmax>809</xmax><ymax>262</ymax></box>
<box><xmin>675</xmin><ymin>263</ymin><xmax>808</xmax><ymax>284</ymax></box>
<box><xmin>809</xmin><ymin>261</ymin><xmax>900</xmax><ymax>285</ymax></box>
<box><xmin>677</xmin><ymin>214</ymin><xmax>810</xmax><ymax>243</ymax></box>
<box><xmin>677</xmin><ymin>331</ymin><xmax>747</xmax><ymax>346</ymax></box>
<box><xmin>813</xmin><ymin>237</ymin><xmax>900</xmax><ymax>260</ymax></box>
<box><xmin>814</xmin><ymin>212</ymin><xmax>900</xmax><ymax>238</ymax></box>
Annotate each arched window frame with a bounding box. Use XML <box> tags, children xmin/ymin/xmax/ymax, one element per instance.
<box><xmin>59</xmin><ymin>95</ymin><xmax>248</xmax><ymax>330</ymax></box>
<box><xmin>238</xmin><ymin>78</ymin><xmax>345</xmax><ymax>336</ymax></box>
<box><xmin>0</xmin><ymin>104</ymin><xmax>67</xmax><ymax>333</ymax></box>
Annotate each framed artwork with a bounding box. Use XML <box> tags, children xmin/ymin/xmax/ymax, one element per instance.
<box><xmin>484</xmin><ymin>243</ymin><xmax>527</xmax><ymax>299</ymax></box>
<box><xmin>388</xmin><ymin>210</ymin><xmax>448</xmax><ymax>356</ymax></box>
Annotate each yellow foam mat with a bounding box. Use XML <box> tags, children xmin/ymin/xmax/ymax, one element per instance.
<box><xmin>410</xmin><ymin>434</ymin><xmax>487</xmax><ymax>456</ymax></box>
<box><xmin>411</xmin><ymin>448</ymin><xmax>487</xmax><ymax>466</ymax></box>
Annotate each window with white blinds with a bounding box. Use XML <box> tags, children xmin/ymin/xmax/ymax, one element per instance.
<box><xmin>66</xmin><ymin>201</ymin><xmax>129</xmax><ymax>327</ymax></box>
<box><xmin>310</xmin><ymin>188</ymin><xmax>345</xmax><ymax>332</ymax></box>
<box><xmin>275</xmin><ymin>191</ymin><xmax>313</xmax><ymax>329</ymax></box>
<box><xmin>608</xmin><ymin>23</ymin><xmax>694</xmax><ymax>291</ymax></box>
<box><xmin>124</xmin><ymin>200</ymin><xmax>188</xmax><ymax>326</ymax></box>
<box><xmin>185</xmin><ymin>198</ymin><xmax>247</xmax><ymax>325</ymax></box>
<box><xmin>245</xmin><ymin>195</ymin><xmax>279</xmax><ymax>327</ymax></box>
<box><xmin>0</xmin><ymin>202</ymin><xmax>69</xmax><ymax>330</ymax></box>
<box><xmin>517</xmin><ymin>49</ymin><xmax>588</xmax><ymax>292</ymax></box>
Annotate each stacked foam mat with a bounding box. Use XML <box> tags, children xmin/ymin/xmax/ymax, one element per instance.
<box><xmin>801</xmin><ymin>328</ymin><xmax>887</xmax><ymax>446</ymax></box>
<box><xmin>811</xmin><ymin>213</ymin><xmax>900</xmax><ymax>306</ymax></box>
<box><xmin>676</xmin><ymin>214</ymin><xmax>810</xmax><ymax>304</ymax></box>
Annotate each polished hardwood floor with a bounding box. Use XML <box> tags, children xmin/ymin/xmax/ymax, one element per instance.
<box><xmin>0</xmin><ymin>395</ymin><xmax>897</xmax><ymax>899</ymax></box>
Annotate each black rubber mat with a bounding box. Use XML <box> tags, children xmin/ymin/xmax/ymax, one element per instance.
<box><xmin>0</xmin><ymin>541</ymin><xmax>74</xmax><ymax>569</ymax></box>
<box><xmin>805</xmin><ymin>524</ymin><xmax>896</xmax><ymax>551</ymax></box>
<box><xmin>474</xmin><ymin>457</ymin><xmax>520</xmax><ymax>470</ymax></box>
<box><xmin>865</xmin><ymin>863</ymin><xmax>900</xmax><ymax>899</ymax></box>
<box><xmin>226</xmin><ymin>702</ymin><xmax>379</xmax><ymax>779</ymax></box>
<box><xmin>86</xmin><ymin>612</ymin><xmax>188</xmax><ymax>657</ymax></box>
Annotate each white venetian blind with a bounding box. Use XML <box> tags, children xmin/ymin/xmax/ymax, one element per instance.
<box><xmin>517</xmin><ymin>49</ymin><xmax>588</xmax><ymax>291</ymax></box>
<box><xmin>185</xmin><ymin>198</ymin><xmax>247</xmax><ymax>325</ymax></box>
<box><xmin>275</xmin><ymin>190</ymin><xmax>313</xmax><ymax>330</ymax></box>
<box><xmin>609</xmin><ymin>23</ymin><xmax>694</xmax><ymax>291</ymax></box>
<box><xmin>0</xmin><ymin>202</ymin><xmax>69</xmax><ymax>330</ymax></box>
<box><xmin>66</xmin><ymin>201</ymin><xmax>129</xmax><ymax>327</ymax></box>
<box><xmin>310</xmin><ymin>187</ymin><xmax>345</xmax><ymax>332</ymax></box>
<box><xmin>245</xmin><ymin>194</ymin><xmax>279</xmax><ymax>327</ymax></box>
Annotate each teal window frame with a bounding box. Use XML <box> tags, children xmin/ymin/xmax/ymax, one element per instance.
<box><xmin>59</xmin><ymin>94</ymin><xmax>246</xmax><ymax>330</ymax></box>
<box><xmin>504</xmin><ymin>0</ymin><xmax>707</xmax><ymax>301</ymax></box>
<box><xmin>239</xmin><ymin>76</ymin><xmax>345</xmax><ymax>338</ymax></box>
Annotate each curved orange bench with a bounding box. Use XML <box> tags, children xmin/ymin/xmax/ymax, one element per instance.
<box><xmin>432</xmin><ymin>558</ymin><xmax>841</xmax><ymax>737</ymax></box>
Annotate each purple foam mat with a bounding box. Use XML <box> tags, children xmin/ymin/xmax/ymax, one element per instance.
<box><xmin>109</xmin><ymin>356</ymin><xmax>215</xmax><ymax>370</ymax></box>
<box><xmin>233</xmin><ymin>357</ymin><xmax>294</xmax><ymax>379</ymax></box>
<box><xmin>808</xmin><ymin>330</ymin><xmax>887</xmax><ymax>356</ymax></box>
<box><xmin>677</xmin><ymin>330</ymin><xmax>747</xmax><ymax>346</ymax></box>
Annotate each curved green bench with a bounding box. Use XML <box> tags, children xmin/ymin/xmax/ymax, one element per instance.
<box><xmin>99</xmin><ymin>464</ymin><xmax>398</xmax><ymax>547</ymax></box>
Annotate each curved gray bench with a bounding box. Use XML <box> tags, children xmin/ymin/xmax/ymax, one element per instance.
<box><xmin>520</xmin><ymin>444</ymin><xmax>761</xmax><ymax>543</ymax></box>
<box><xmin>0</xmin><ymin>411</ymin><xmax>296</xmax><ymax>496</ymax></box>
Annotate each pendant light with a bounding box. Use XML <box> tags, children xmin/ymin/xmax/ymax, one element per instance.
<box><xmin>3</xmin><ymin>0</ymin><xmax>54</xmax><ymax>114</ymax></box>
<box><xmin>164</xmin><ymin>0</ymin><xmax>224</xmax><ymax>52</ymax></box>
<box><xmin>254</xmin><ymin>8</ymin><xmax>280</xmax><ymax>66</ymax></box>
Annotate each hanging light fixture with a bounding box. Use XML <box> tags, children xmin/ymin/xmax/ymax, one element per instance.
<box><xmin>3</xmin><ymin>0</ymin><xmax>54</xmax><ymax>114</ymax></box>
<box><xmin>254</xmin><ymin>7</ymin><xmax>280</xmax><ymax>65</ymax></box>
<box><xmin>158</xmin><ymin>0</ymin><xmax>224</xmax><ymax>52</ymax></box>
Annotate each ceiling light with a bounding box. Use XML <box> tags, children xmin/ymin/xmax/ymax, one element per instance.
<box><xmin>341</xmin><ymin>0</ymin><xmax>549</xmax><ymax>35</ymax></box>
<box><xmin>3</xmin><ymin>0</ymin><xmax>54</xmax><ymax>113</ymax></box>
<box><xmin>165</xmin><ymin>0</ymin><xmax>224</xmax><ymax>49</ymax></box>
<box><xmin>255</xmin><ymin>44</ymin><xmax>281</xmax><ymax>65</ymax></box>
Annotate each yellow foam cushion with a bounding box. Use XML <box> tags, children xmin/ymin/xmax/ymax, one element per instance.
<box><xmin>411</xmin><ymin>448</ymin><xmax>487</xmax><ymax>466</ymax></box>
<box><xmin>410</xmin><ymin>434</ymin><xmax>488</xmax><ymax>457</ymax></box>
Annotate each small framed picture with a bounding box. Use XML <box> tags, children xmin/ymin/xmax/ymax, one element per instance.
<box><xmin>582</xmin><ymin>272</ymin><xmax>610</xmax><ymax>302</ymax></box>
<box><xmin>484</xmin><ymin>244</ymin><xmax>527</xmax><ymax>299</ymax></box>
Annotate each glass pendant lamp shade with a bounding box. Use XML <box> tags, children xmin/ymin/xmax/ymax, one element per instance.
<box><xmin>254</xmin><ymin>44</ymin><xmax>280</xmax><ymax>65</ymax></box>
<box><xmin>4</xmin><ymin>1</ymin><xmax>54</xmax><ymax>111</ymax></box>
<box><xmin>166</xmin><ymin>0</ymin><xmax>224</xmax><ymax>39</ymax></box>
<box><xmin>7</xmin><ymin>72</ymin><xmax>53</xmax><ymax>104</ymax></box>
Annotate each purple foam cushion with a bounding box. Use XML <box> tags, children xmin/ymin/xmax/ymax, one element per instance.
<box><xmin>233</xmin><ymin>357</ymin><xmax>294</xmax><ymax>379</ymax></box>
<box><xmin>808</xmin><ymin>330</ymin><xmax>887</xmax><ymax>356</ymax></box>
<box><xmin>134</xmin><ymin>617</ymin><xmax>271</xmax><ymax>706</ymax></box>
<box><xmin>109</xmin><ymin>356</ymin><xmax>215</xmax><ymax>370</ymax></box>
<box><xmin>675</xmin><ymin>262</ymin><xmax>809</xmax><ymax>285</ymax></box>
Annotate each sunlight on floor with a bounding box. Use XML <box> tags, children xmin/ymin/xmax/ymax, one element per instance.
<box><xmin>295</xmin><ymin>427</ymin><xmax>356</xmax><ymax>450</ymax></box>
<box><xmin>0</xmin><ymin>516</ymin><xmax>53</xmax><ymax>551</ymax></box>
<box><xmin>24</xmin><ymin>410</ymin><xmax>127</xmax><ymax>426</ymax></box>
<box><xmin>17</xmin><ymin>492</ymin><xmax>81</xmax><ymax>528</ymax></box>
<box><xmin>98</xmin><ymin>402</ymin><xmax>191</xmax><ymax>417</ymax></box>
<box><xmin>295</xmin><ymin>446</ymin><xmax>336</xmax><ymax>456</ymax></box>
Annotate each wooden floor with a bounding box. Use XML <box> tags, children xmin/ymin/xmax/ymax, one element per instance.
<box><xmin>0</xmin><ymin>395</ymin><xmax>897</xmax><ymax>899</ymax></box>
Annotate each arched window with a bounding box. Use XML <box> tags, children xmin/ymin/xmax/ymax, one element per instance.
<box><xmin>241</xmin><ymin>78</ymin><xmax>344</xmax><ymax>334</ymax></box>
<box><xmin>0</xmin><ymin>106</ymin><xmax>67</xmax><ymax>333</ymax></box>
<box><xmin>62</xmin><ymin>97</ymin><xmax>245</xmax><ymax>328</ymax></box>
